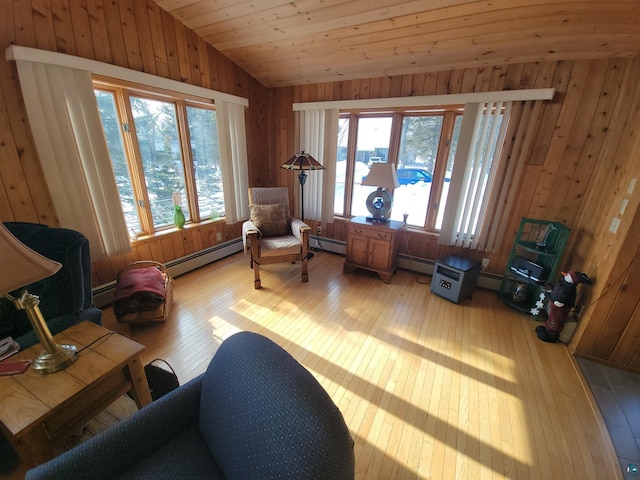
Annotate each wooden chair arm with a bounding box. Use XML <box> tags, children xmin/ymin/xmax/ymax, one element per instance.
<box><xmin>247</xmin><ymin>229</ymin><xmax>260</xmax><ymax>251</ymax></box>
<box><xmin>291</xmin><ymin>218</ymin><xmax>311</xmax><ymax>243</ymax></box>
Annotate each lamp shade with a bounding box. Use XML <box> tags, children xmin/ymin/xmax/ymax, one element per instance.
<box><xmin>361</xmin><ymin>162</ymin><xmax>400</xmax><ymax>190</ymax></box>
<box><xmin>281</xmin><ymin>151</ymin><xmax>326</xmax><ymax>171</ymax></box>
<box><xmin>0</xmin><ymin>223</ymin><xmax>61</xmax><ymax>295</ymax></box>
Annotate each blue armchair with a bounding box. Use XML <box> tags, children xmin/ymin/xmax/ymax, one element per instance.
<box><xmin>26</xmin><ymin>331</ymin><xmax>355</xmax><ymax>480</ymax></box>
<box><xmin>0</xmin><ymin>222</ymin><xmax>102</xmax><ymax>349</ymax></box>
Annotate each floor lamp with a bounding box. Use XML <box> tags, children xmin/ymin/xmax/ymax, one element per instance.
<box><xmin>281</xmin><ymin>151</ymin><xmax>325</xmax><ymax>258</ymax></box>
<box><xmin>0</xmin><ymin>223</ymin><xmax>77</xmax><ymax>374</ymax></box>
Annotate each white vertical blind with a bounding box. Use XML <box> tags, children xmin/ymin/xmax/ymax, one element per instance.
<box><xmin>217</xmin><ymin>100</ymin><xmax>250</xmax><ymax>223</ymax></box>
<box><xmin>321</xmin><ymin>109</ymin><xmax>339</xmax><ymax>224</ymax></box>
<box><xmin>297</xmin><ymin>109</ymin><xmax>338</xmax><ymax>223</ymax></box>
<box><xmin>439</xmin><ymin>101</ymin><xmax>513</xmax><ymax>250</ymax></box>
<box><xmin>469</xmin><ymin>100</ymin><xmax>510</xmax><ymax>249</ymax></box>
<box><xmin>480</xmin><ymin>100</ymin><xmax>543</xmax><ymax>251</ymax></box>
<box><xmin>13</xmin><ymin>61</ymin><xmax>131</xmax><ymax>258</ymax></box>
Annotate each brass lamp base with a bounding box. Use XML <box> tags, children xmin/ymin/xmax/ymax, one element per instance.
<box><xmin>32</xmin><ymin>343</ymin><xmax>77</xmax><ymax>374</ymax></box>
<box><xmin>10</xmin><ymin>290</ymin><xmax>78</xmax><ymax>375</ymax></box>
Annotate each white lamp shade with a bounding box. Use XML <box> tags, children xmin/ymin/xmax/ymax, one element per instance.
<box><xmin>0</xmin><ymin>223</ymin><xmax>61</xmax><ymax>296</ymax></box>
<box><xmin>361</xmin><ymin>163</ymin><xmax>400</xmax><ymax>190</ymax></box>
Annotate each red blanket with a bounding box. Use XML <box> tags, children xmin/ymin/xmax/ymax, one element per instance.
<box><xmin>114</xmin><ymin>267</ymin><xmax>167</xmax><ymax>317</ymax></box>
<box><xmin>115</xmin><ymin>267</ymin><xmax>167</xmax><ymax>301</ymax></box>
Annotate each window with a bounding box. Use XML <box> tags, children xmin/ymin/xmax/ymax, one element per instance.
<box><xmin>336</xmin><ymin>108</ymin><xmax>462</xmax><ymax>231</ymax></box>
<box><xmin>352</xmin><ymin>116</ymin><xmax>393</xmax><ymax>218</ymax></box>
<box><xmin>94</xmin><ymin>90</ymin><xmax>140</xmax><ymax>232</ymax></box>
<box><xmin>94</xmin><ymin>82</ymin><xmax>224</xmax><ymax>235</ymax></box>
<box><xmin>334</xmin><ymin>117</ymin><xmax>350</xmax><ymax>216</ymax></box>
<box><xmin>297</xmin><ymin>91</ymin><xmax>550</xmax><ymax>250</ymax></box>
<box><xmin>186</xmin><ymin>106</ymin><xmax>223</xmax><ymax>220</ymax></box>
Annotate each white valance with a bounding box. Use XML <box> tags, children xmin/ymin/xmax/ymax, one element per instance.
<box><xmin>293</xmin><ymin>89</ymin><xmax>554</xmax><ymax>111</ymax></box>
<box><xmin>6</xmin><ymin>45</ymin><xmax>248</xmax><ymax>107</ymax></box>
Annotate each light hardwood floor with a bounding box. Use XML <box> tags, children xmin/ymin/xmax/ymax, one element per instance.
<box><xmin>102</xmin><ymin>251</ymin><xmax>621</xmax><ymax>480</ymax></box>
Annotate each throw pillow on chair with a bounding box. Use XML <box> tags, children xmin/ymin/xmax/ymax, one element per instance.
<box><xmin>249</xmin><ymin>203</ymin><xmax>289</xmax><ymax>237</ymax></box>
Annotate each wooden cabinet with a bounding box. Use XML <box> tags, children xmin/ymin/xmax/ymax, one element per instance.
<box><xmin>343</xmin><ymin>216</ymin><xmax>404</xmax><ymax>283</ymax></box>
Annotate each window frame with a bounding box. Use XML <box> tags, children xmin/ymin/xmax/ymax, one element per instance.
<box><xmin>337</xmin><ymin>106</ymin><xmax>462</xmax><ymax>232</ymax></box>
<box><xmin>93</xmin><ymin>77</ymin><xmax>222</xmax><ymax>236</ymax></box>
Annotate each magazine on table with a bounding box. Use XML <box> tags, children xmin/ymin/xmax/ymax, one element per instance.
<box><xmin>0</xmin><ymin>337</ymin><xmax>20</xmax><ymax>362</ymax></box>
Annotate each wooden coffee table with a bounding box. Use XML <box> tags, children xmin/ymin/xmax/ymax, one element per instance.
<box><xmin>0</xmin><ymin>321</ymin><xmax>152</xmax><ymax>469</ymax></box>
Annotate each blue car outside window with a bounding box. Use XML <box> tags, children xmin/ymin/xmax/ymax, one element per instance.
<box><xmin>397</xmin><ymin>168</ymin><xmax>432</xmax><ymax>185</ymax></box>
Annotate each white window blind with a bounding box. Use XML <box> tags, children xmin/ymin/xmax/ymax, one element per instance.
<box><xmin>295</xmin><ymin>109</ymin><xmax>339</xmax><ymax>223</ymax></box>
<box><xmin>439</xmin><ymin>99</ymin><xmax>544</xmax><ymax>251</ymax></box>
<box><xmin>12</xmin><ymin>61</ymin><xmax>131</xmax><ymax>258</ymax></box>
<box><xmin>217</xmin><ymin>100</ymin><xmax>250</xmax><ymax>223</ymax></box>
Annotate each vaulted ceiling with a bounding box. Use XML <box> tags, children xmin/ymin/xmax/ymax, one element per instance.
<box><xmin>154</xmin><ymin>0</ymin><xmax>640</xmax><ymax>87</ymax></box>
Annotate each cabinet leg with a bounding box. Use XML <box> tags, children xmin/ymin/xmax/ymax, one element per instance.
<box><xmin>379</xmin><ymin>272</ymin><xmax>392</xmax><ymax>284</ymax></box>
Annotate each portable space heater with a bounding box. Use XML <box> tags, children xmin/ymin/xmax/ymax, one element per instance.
<box><xmin>430</xmin><ymin>255</ymin><xmax>481</xmax><ymax>304</ymax></box>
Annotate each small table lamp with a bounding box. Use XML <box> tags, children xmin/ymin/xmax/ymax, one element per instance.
<box><xmin>361</xmin><ymin>162</ymin><xmax>400</xmax><ymax>222</ymax></box>
<box><xmin>0</xmin><ymin>223</ymin><xmax>77</xmax><ymax>374</ymax></box>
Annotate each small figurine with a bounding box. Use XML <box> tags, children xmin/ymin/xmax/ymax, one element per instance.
<box><xmin>536</xmin><ymin>271</ymin><xmax>592</xmax><ymax>343</ymax></box>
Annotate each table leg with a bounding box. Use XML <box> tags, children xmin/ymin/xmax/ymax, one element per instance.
<box><xmin>125</xmin><ymin>357</ymin><xmax>152</xmax><ymax>408</ymax></box>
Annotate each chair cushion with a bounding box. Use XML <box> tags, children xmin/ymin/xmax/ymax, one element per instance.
<box><xmin>258</xmin><ymin>236</ymin><xmax>301</xmax><ymax>257</ymax></box>
<box><xmin>250</xmin><ymin>203</ymin><xmax>289</xmax><ymax>237</ymax></box>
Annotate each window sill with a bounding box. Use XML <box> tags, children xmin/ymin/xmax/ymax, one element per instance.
<box><xmin>130</xmin><ymin>218</ymin><xmax>226</xmax><ymax>244</ymax></box>
<box><xmin>402</xmin><ymin>226</ymin><xmax>440</xmax><ymax>239</ymax></box>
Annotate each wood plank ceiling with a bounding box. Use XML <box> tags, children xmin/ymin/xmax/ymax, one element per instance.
<box><xmin>152</xmin><ymin>0</ymin><xmax>640</xmax><ymax>87</ymax></box>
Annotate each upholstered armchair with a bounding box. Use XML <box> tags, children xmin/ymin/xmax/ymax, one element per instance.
<box><xmin>25</xmin><ymin>331</ymin><xmax>355</xmax><ymax>480</ymax></box>
<box><xmin>242</xmin><ymin>187</ymin><xmax>311</xmax><ymax>289</ymax></box>
<box><xmin>0</xmin><ymin>222</ymin><xmax>102</xmax><ymax>349</ymax></box>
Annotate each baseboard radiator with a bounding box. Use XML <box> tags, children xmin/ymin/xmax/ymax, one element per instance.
<box><xmin>93</xmin><ymin>235</ymin><xmax>500</xmax><ymax>308</ymax></box>
<box><xmin>310</xmin><ymin>236</ymin><xmax>501</xmax><ymax>291</ymax></box>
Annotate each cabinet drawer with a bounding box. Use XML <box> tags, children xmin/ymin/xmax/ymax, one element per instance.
<box><xmin>348</xmin><ymin>225</ymin><xmax>392</xmax><ymax>241</ymax></box>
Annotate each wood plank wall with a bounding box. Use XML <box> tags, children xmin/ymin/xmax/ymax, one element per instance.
<box><xmin>270</xmin><ymin>60</ymin><xmax>626</xmax><ymax>273</ymax></box>
<box><xmin>0</xmin><ymin>0</ymin><xmax>269</xmax><ymax>285</ymax></box>
<box><xmin>569</xmin><ymin>57</ymin><xmax>640</xmax><ymax>371</ymax></box>
<box><xmin>1</xmin><ymin>1</ymin><xmax>638</xmax><ymax>371</ymax></box>
<box><xmin>269</xmin><ymin>58</ymin><xmax>640</xmax><ymax>372</ymax></box>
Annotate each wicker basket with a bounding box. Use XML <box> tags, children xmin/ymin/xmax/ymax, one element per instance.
<box><xmin>114</xmin><ymin>261</ymin><xmax>174</xmax><ymax>324</ymax></box>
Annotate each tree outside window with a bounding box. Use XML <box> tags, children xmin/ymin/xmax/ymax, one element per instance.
<box><xmin>186</xmin><ymin>106</ymin><xmax>224</xmax><ymax>220</ymax></box>
<box><xmin>130</xmin><ymin>96</ymin><xmax>190</xmax><ymax>228</ymax></box>
<box><xmin>94</xmin><ymin>90</ymin><xmax>140</xmax><ymax>232</ymax></box>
